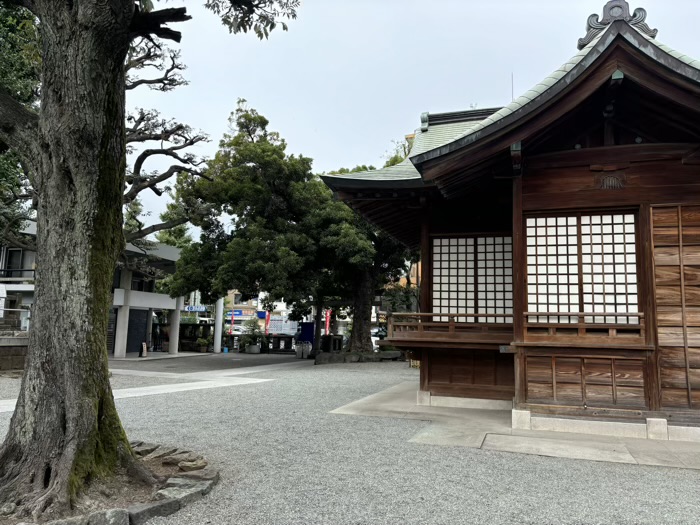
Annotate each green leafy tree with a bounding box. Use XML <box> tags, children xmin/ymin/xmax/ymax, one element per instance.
<box><xmin>383</xmin><ymin>136</ymin><xmax>413</xmax><ymax>168</ymax></box>
<box><xmin>0</xmin><ymin>1</ymin><xmax>298</xmax><ymax>518</ymax></box>
<box><xmin>323</xmin><ymin>164</ymin><xmax>413</xmax><ymax>353</ymax></box>
<box><xmin>170</xmin><ymin>102</ymin><xmax>363</xmax><ymax>353</ymax></box>
<box><xmin>0</xmin><ymin>5</ymin><xmax>37</xmax><ymax>247</ymax></box>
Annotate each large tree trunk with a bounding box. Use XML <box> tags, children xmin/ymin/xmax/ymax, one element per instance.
<box><xmin>0</xmin><ymin>4</ymin><xmax>139</xmax><ymax>519</ymax></box>
<box><xmin>311</xmin><ymin>296</ymin><xmax>324</xmax><ymax>356</ymax></box>
<box><xmin>348</xmin><ymin>269</ymin><xmax>374</xmax><ymax>353</ymax></box>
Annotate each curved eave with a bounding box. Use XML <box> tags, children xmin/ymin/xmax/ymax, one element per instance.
<box><xmin>411</xmin><ymin>22</ymin><xmax>700</xmax><ymax>174</ymax></box>
<box><xmin>320</xmin><ymin>174</ymin><xmax>428</xmax><ymax>191</ymax></box>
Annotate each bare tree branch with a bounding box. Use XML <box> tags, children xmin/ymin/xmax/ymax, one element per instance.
<box><xmin>124</xmin><ymin>217</ymin><xmax>189</xmax><ymax>243</ymax></box>
<box><xmin>125</xmin><ymin>110</ymin><xmax>187</xmax><ymax>144</ymax></box>
<box><xmin>0</xmin><ymin>209</ymin><xmax>35</xmax><ymax>250</ymax></box>
<box><xmin>132</xmin><ymin>134</ymin><xmax>207</xmax><ymax>177</ymax></box>
<box><xmin>124</xmin><ymin>40</ymin><xmax>158</xmax><ymax>74</ymax></box>
<box><xmin>126</xmin><ymin>52</ymin><xmax>184</xmax><ymax>91</ymax></box>
<box><xmin>124</xmin><ymin>165</ymin><xmax>203</xmax><ymax>204</ymax></box>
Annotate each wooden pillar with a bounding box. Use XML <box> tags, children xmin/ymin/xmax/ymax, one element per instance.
<box><xmin>512</xmin><ymin>174</ymin><xmax>526</xmax><ymax>405</ymax></box>
<box><xmin>639</xmin><ymin>204</ymin><xmax>660</xmax><ymax>411</ymax></box>
<box><xmin>419</xmin><ymin>208</ymin><xmax>431</xmax><ymax>394</ymax></box>
<box><xmin>419</xmin><ymin>212</ymin><xmax>431</xmax><ymax>314</ymax></box>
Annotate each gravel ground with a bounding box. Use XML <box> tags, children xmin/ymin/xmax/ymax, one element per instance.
<box><xmin>0</xmin><ymin>373</ymin><xmax>195</xmax><ymax>400</ymax></box>
<box><xmin>1</xmin><ymin>363</ymin><xmax>700</xmax><ymax>524</ymax></box>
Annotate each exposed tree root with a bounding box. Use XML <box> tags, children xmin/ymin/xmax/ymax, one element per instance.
<box><xmin>0</xmin><ymin>442</ymin><xmax>161</xmax><ymax>521</ymax></box>
<box><xmin>120</xmin><ymin>445</ymin><xmax>164</xmax><ymax>487</ymax></box>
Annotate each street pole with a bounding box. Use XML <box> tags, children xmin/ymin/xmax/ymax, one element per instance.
<box><xmin>214</xmin><ymin>297</ymin><xmax>224</xmax><ymax>353</ymax></box>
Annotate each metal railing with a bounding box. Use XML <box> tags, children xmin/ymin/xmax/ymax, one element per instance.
<box><xmin>0</xmin><ymin>268</ymin><xmax>35</xmax><ymax>280</ymax></box>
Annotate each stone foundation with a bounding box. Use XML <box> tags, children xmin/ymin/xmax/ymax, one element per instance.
<box><xmin>512</xmin><ymin>409</ymin><xmax>700</xmax><ymax>442</ymax></box>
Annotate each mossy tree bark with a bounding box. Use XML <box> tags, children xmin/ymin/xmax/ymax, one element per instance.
<box><xmin>0</xmin><ymin>3</ymin><xmax>137</xmax><ymax>519</ymax></box>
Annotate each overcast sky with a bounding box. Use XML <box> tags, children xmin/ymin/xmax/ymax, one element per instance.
<box><xmin>128</xmin><ymin>0</ymin><xmax>700</xmax><ymax>226</ymax></box>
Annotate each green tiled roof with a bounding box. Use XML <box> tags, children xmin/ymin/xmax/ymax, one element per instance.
<box><xmin>323</xmin><ymin>119</ymin><xmax>485</xmax><ymax>186</ymax></box>
<box><xmin>412</xmin><ymin>21</ymin><xmax>700</xmax><ymax>166</ymax></box>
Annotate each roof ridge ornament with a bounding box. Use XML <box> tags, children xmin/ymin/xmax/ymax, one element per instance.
<box><xmin>577</xmin><ymin>1</ymin><xmax>658</xmax><ymax>50</ymax></box>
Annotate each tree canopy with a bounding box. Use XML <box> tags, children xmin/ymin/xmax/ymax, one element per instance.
<box><xmin>169</xmin><ymin>103</ymin><xmax>414</xmax><ymax>353</ymax></box>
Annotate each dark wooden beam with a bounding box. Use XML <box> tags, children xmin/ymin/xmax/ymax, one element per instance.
<box><xmin>681</xmin><ymin>146</ymin><xmax>700</xmax><ymax>165</ymax></box>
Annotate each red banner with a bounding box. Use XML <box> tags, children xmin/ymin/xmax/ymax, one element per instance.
<box><xmin>325</xmin><ymin>309</ymin><xmax>331</xmax><ymax>334</ymax></box>
<box><xmin>265</xmin><ymin>311</ymin><xmax>271</xmax><ymax>335</ymax></box>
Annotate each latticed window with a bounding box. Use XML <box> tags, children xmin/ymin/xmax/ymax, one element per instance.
<box><xmin>526</xmin><ymin>213</ymin><xmax>639</xmax><ymax>324</ymax></box>
<box><xmin>432</xmin><ymin>236</ymin><xmax>513</xmax><ymax>323</ymax></box>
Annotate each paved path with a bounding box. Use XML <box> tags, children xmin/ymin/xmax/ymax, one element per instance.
<box><xmin>334</xmin><ymin>381</ymin><xmax>700</xmax><ymax>469</ymax></box>
<box><xmin>1</xmin><ymin>362</ymin><xmax>699</xmax><ymax>524</ymax></box>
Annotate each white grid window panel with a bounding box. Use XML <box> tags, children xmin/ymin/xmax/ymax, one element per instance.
<box><xmin>432</xmin><ymin>236</ymin><xmax>513</xmax><ymax>323</ymax></box>
<box><xmin>581</xmin><ymin>214</ymin><xmax>638</xmax><ymax>324</ymax></box>
<box><xmin>525</xmin><ymin>214</ymin><xmax>638</xmax><ymax>324</ymax></box>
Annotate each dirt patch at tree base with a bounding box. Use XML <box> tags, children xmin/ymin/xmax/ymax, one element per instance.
<box><xmin>0</xmin><ymin>442</ymin><xmax>219</xmax><ymax>525</ymax></box>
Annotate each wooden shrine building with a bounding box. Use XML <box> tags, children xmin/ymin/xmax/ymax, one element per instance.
<box><xmin>322</xmin><ymin>1</ymin><xmax>700</xmax><ymax>439</ymax></box>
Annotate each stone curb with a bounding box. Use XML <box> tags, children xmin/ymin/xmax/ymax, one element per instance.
<box><xmin>314</xmin><ymin>351</ymin><xmax>403</xmax><ymax>365</ymax></box>
<box><xmin>17</xmin><ymin>442</ymin><xmax>219</xmax><ymax>525</ymax></box>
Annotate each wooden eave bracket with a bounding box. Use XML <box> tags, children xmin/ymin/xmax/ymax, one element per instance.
<box><xmin>511</xmin><ymin>142</ymin><xmax>523</xmax><ymax>177</ymax></box>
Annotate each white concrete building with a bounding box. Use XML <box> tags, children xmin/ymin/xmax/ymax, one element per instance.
<box><xmin>0</xmin><ymin>235</ymin><xmax>185</xmax><ymax>358</ymax></box>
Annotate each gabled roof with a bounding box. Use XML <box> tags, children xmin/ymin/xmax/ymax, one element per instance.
<box><xmin>411</xmin><ymin>6</ymin><xmax>700</xmax><ymax>174</ymax></box>
<box><xmin>324</xmin><ymin>2</ymin><xmax>700</xmax><ymax>196</ymax></box>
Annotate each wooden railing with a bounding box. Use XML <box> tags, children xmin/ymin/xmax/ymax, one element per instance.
<box><xmin>523</xmin><ymin>312</ymin><xmax>645</xmax><ymax>346</ymax></box>
<box><xmin>386</xmin><ymin>311</ymin><xmax>646</xmax><ymax>348</ymax></box>
<box><xmin>388</xmin><ymin>313</ymin><xmax>513</xmax><ymax>343</ymax></box>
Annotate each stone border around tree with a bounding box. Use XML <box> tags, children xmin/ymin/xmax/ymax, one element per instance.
<box><xmin>314</xmin><ymin>350</ymin><xmax>403</xmax><ymax>365</ymax></box>
<box><xmin>11</xmin><ymin>441</ymin><xmax>220</xmax><ymax>525</ymax></box>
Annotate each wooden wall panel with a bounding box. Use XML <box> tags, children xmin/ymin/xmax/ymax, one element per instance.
<box><xmin>425</xmin><ymin>349</ymin><xmax>515</xmax><ymax>400</ymax></box>
<box><xmin>587</xmin><ymin>384</ymin><xmax>614</xmax><ymax>404</ymax></box>
<box><xmin>656</xmin><ymin>306</ymin><xmax>700</xmax><ymax>327</ymax></box>
<box><xmin>585</xmin><ymin>359</ymin><xmax>613</xmax><ymax>385</ymax></box>
<box><xmin>528</xmin><ymin>382</ymin><xmax>554</xmax><ymax>400</ymax></box>
<box><xmin>661</xmin><ymin>388</ymin><xmax>689</xmax><ymax>408</ymax></box>
<box><xmin>653</xmin><ymin>228</ymin><xmax>679</xmax><ymax>246</ymax></box>
<box><xmin>681</xmin><ymin>207</ymin><xmax>700</xmax><ymax>226</ymax></box>
<box><xmin>555</xmin><ymin>358</ymin><xmax>582</xmax><ymax>383</ymax></box>
<box><xmin>527</xmin><ymin>357</ymin><xmax>553</xmax><ymax>383</ymax></box>
<box><xmin>656</xmin><ymin>307</ymin><xmax>683</xmax><ymax>326</ymax></box>
<box><xmin>523</xmin><ymin>163</ymin><xmax>700</xmax><ymax>212</ymax></box>
<box><xmin>682</xmin><ymin>227</ymin><xmax>700</xmax><ymax>245</ymax></box>
<box><xmin>616</xmin><ymin>387</ymin><xmax>646</xmax><ymax>407</ymax></box>
<box><xmin>659</xmin><ymin>346</ymin><xmax>687</xmax><ymax>368</ymax></box>
<box><xmin>651</xmin><ymin>204</ymin><xmax>700</xmax><ymax>410</ymax></box>
<box><xmin>524</xmin><ymin>353</ymin><xmax>647</xmax><ymax>409</ymax></box>
<box><xmin>655</xmin><ymin>267</ymin><xmax>680</xmax><ymax>287</ymax></box>
<box><xmin>654</xmin><ymin>247</ymin><xmax>680</xmax><ymax>266</ymax></box>
<box><xmin>653</xmin><ymin>208</ymin><xmax>679</xmax><ymax>227</ymax></box>
<box><xmin>656</xmin><ymin>287</ymin><xmax>682</xmax><ymax>306</ymax></box>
